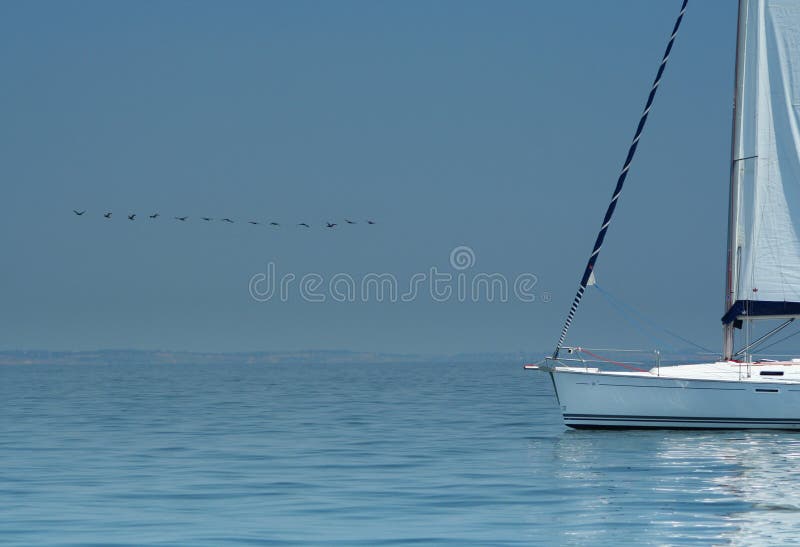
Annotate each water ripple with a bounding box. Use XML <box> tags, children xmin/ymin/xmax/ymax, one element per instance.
<box><xmin>1</xmin><ymin>361</ymin><xmax>799</xmax><ymax>544</ymax></box>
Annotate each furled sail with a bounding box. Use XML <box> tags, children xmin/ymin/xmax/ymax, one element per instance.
<box><xmin>724</xmin><ymin>0</ymin><xmax>800</xmax><ymax>324</ymax></box>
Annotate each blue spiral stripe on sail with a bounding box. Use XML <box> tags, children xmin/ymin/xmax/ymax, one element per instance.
<box><xmin>554</xmin><ymin>0</ymin><xmax>688</xmax><ymax>357</ymax></box>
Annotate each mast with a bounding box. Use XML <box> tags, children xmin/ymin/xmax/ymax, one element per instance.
<box><xmin>723</xmin><ymin>0</ymin><xmax>749</xmax><ymax>360</ymax></box>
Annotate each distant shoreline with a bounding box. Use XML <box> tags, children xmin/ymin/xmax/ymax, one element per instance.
<box><xmin>0</xmin><ymin>349</ymin><xmax>538</xmax><ymax>366</ymax></box>
<box><xmin>0</xmin><ymin>348</ymin><xmax>731</xmax><ymax>366</ymax></box>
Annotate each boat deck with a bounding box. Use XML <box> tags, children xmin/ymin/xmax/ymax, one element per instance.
<box><xmin>538</xmin><ymin>361</ymin><xmax>800</xmax><ymax>384</ymax></box>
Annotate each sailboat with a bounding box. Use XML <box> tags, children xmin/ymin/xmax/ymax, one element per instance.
<box><xmin>527</xmin><ymin>0</ymin><xmax>800</xmax><ymax>429</ymax></box>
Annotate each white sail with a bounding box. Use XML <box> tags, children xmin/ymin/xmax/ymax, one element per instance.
<box><xmin>728</xmin><ymin>0</ymin><xmax>800</xmax><ymax>321</ymax></box>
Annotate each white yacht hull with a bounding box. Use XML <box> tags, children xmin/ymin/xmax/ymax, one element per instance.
<box><xmin>544</xmin><ymin>363</ymin><xmax>800</xmax><ymax>429</ymax></box>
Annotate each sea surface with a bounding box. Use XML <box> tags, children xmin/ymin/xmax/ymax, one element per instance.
<box><xmin>2</xmin><ymin>360</ymin><xmax>800</xmax><ymax>545</ymax></box>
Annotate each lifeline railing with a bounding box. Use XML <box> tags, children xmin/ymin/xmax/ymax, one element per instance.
<box><xmin>531</xmin><ymin>346</ymin><xmax>662</xmax><ymax>375</ymax></box>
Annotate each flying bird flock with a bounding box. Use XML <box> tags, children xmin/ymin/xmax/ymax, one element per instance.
<box><xmin>73</xmin><ymin>209</ymin><xmax>376</xmax><ymax>230</ymax></box>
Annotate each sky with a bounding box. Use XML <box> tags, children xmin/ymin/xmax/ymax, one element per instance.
<box><xmin>0</xmin><ymin>1</ymin><xmax>743</xmax><ymax>354</ymax></box>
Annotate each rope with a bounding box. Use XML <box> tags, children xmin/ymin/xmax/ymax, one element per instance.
<box><xmin>577</xmin><ymin>348</ymin><xmax>649</xmax><ymax>373</ymax></box>
<box><xmin>753</xmin><ymin>326</ymin><xmax>800</xmax><ymax>354</ymax></box>
<box><xmin>734</xmin><ymin>318</ymin><xmax>795</xmax><ymax>357</ymax></box>
<box><xmin>553</xmin><ymin>0</ymin><xmax>689</xmax><ymax>357</ymax></box>
<box><xmin>593</xmin><ymin>283</ymin><xmax>672</xmax><ymax>349</ymax></box>
<box><xmin>594</xmin><ymin>283</ymin><xmax>716</xmax><ymax>354</ymax></box>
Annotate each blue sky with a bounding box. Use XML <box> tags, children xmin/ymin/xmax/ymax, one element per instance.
<box><xmin>0</xmin><ymin>1</ymin><xmax>740</xmax><ymax>354</ymax></box>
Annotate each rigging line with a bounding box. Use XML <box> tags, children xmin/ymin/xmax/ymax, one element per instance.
<box><xmin>734</xmin><ymin>318</ymin><xmax>795</xmax><ymax>357</ymax></box>
<box><xmin>594</xmin><ymin>282</ymin><xmax>719</xmax><ymax>355</ymax></box>
<box><xmin>577</xmin><ymin>348</ymin><xmax>648</xmax><ymax>373</ymax></box>
<box><xmin>594</xmin><ymin>283</ymin><xmax>717</xmax><ymax>354</ymax></box>
<box><xmin>751</xmin><ymin>324</ymin><xmax>800</xmax><ymax>354</ymax></box>
<box><xmin>592</xmin><ymin>283</ymin><xmax>671</xmax><ymax>349</ymax></box>
<box><xmin>552</xmin><ymin>0</ymin><xmax>689</xmax><ymax>358</ymax></box>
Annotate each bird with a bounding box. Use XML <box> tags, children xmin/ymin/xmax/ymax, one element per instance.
<box><xmin>221</xmin><ymin>218</ymin><xmax>234</xmax><ymax>223</ymax></box>
<box><xmin>345</xmin><ymin>219</ymin><xmax>356</xmax><ymax>224</ymax></box>
<box><xmin>248</xmin><ymin>221</ymin><xmax>260</xmax><ymax>225</ymax></box>
<box><xmin>149</xmin><ymin>213</ymin><xmax>160</xmax><ymax>219</ymax></box>
<box><xmin>367</xmin><ymin>220</ymin><xmax>376</xmax><ymax>225</ymax></box>
<box><xmin>326</xmin><ymin>222</ymin><xmax>337</xmax><ymax>228</ymax></box>
<box><xmin>174</xmin><ymin>216</ymin><xmax>188</xmax><ymax>221</ymax></box>
<box><xmin>298</xmin><ymin>223</ymin><xmax>310</xmax><ymax>228</ymax></box>
<box><xmin>73</xmin><ymin>210</ymin><xmax>86</xmax><ymax>216</ymax></box>
<box><xmin>201</xmin><ymin>217</ymin><xmax>213</xmax><ymax>221</ymax></box>
<box><xmin>104</xmin><ymin>212</ymin><xmax>112</xmax><ymax>219</ymax></box>
<box><xmin>128</xmin><ymin>214</ymin><xmax>136</xmax><ymax>221</ymax></box>
<box><xmin>269</xmin><ymin>222</ymin><xmax>280</xmax><ymax>227</ymax></box>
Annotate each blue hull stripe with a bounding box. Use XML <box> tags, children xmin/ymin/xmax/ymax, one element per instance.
<box><xmin>565</xmin><ymin>413</ymin><xmax>800</xmax><ymax>425</ymax></box>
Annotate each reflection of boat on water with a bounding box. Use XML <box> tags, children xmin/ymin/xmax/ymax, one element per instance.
<box><xmin>534</xmin><ymin>430</ymin><xmax>800</xmax><ymax>544</ymax></box>
<box><xmin>528</xmin><ymin>0</ymin><xmax>800</xmax><ymax>429</ymax></box>
<box><xmin>655</xmin><ymin>433</ymin><xmax>800</xmax><ymax>544</ymax></box>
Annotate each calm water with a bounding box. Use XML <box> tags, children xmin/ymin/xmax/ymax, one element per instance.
<box><xmin>2</xmin><ymin>361</ymin><xmax>800</xmax><ymax>545</ymax></box>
